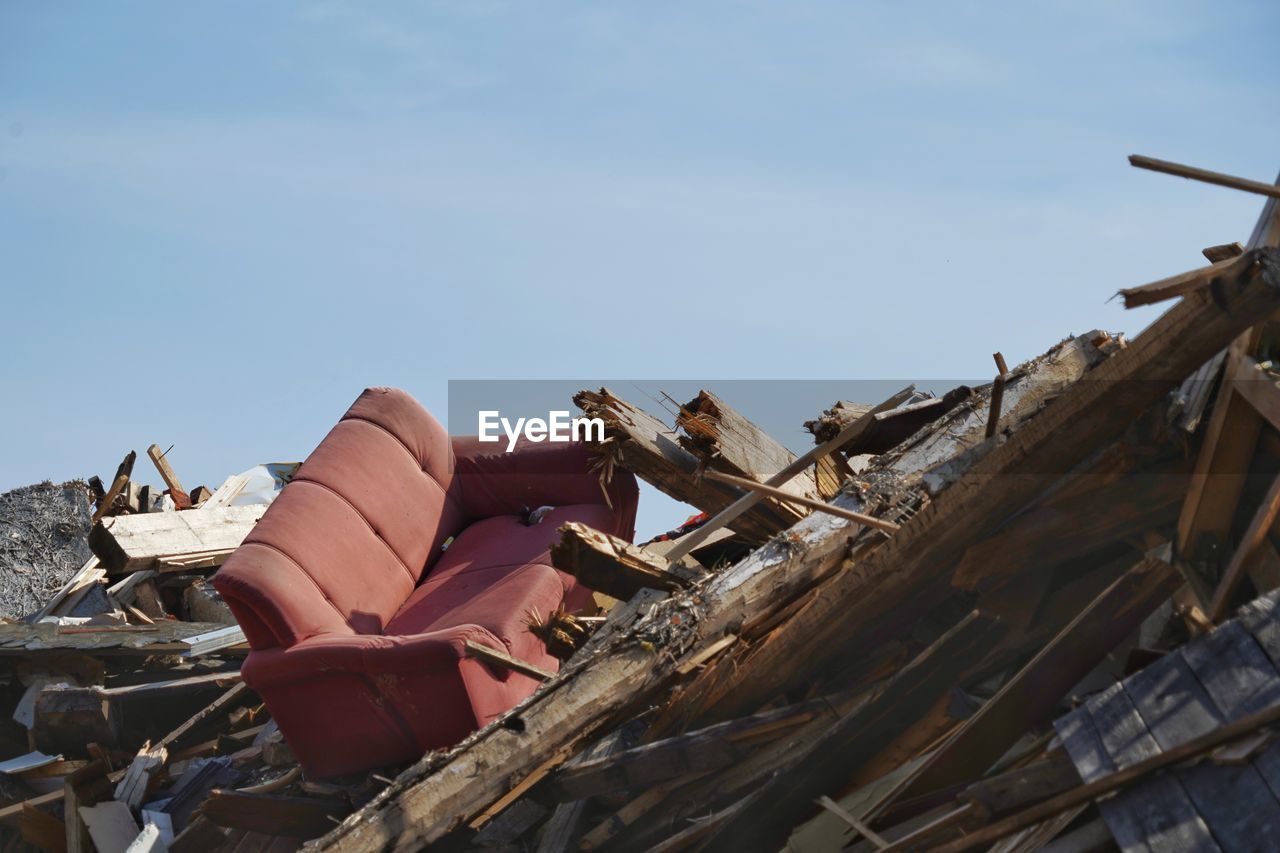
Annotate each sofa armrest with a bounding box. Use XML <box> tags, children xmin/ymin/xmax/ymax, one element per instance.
<box><xmin>451</xmin><ymin>436</ymin><xmax>638</xmax><ymax>538</ymax></box>
<box><xmin>242</xmin><ymin>625</ymin><xmax>510</xmax><ymax>688</ymax></box>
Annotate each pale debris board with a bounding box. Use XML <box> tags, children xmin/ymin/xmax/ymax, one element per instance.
<box><xmin>1055</xmin><ymin>589</ymin><xmax>1280</xmax><ymax>852</ymax></box>
<box><xmin>89</xmin><ymin>504</ymin><xmax>266</xmax><ymax>572</ymax></box>
<box><xmin>0</xmin><ymin>620</ymin><xmax>243</xmax><ymax>656</ymax></box>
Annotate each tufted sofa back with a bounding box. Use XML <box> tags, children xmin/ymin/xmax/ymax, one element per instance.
<box><xmin>215</xmin><ymin>388</ymin><xmax>466</xmax><ymax>647</ymax></box>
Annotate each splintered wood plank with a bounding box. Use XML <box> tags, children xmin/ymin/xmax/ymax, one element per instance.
<box><xmin>1125</xmin><ymin>647</ymin><xmax>1280</xmax><ymax>847</ymax></box>
<box><xmin>676</xmin><ymin>389</ymin><xmax>822</xmax><ymax>502</ymax></box>
<box><xmin>548</xmin><ymin>692</ymin><xmax>834</xmax><ymax>801</ymax></box>
<box><xmin>550</xmin><ymin>523</ymin><xmax>692</xmax><ymax>601</ymax></box>
<box><xmin>573</xmin><ymin>388</ymin><xmax>799</xmax><ymax>543</ymax></box>
<box><xmin>92</xmin><ymin>451</ymin><xmax>137</xmax><ymax>524</ymax></box>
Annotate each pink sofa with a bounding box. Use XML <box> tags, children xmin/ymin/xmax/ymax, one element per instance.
<box><xmin>212</xmin><ymin>388</ymin><xmax>638</xmax><ymax>778</ymax></box>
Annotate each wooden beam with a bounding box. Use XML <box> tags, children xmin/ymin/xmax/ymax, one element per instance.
<box><xmin>1130</xmin><ymin>154</ymin><xmax>1280</xmax><ymax>200</ymax></box>
<box><xmin>701</xmin><ymin>469</ymin><xmax>901</xmax><ymax>534</ymax></box>
<box><xmin>949</xmin><ymin>459</ymin><xmax>1187</xmax><ymax>591</ymax></box>
<box><xmin>703</xmin><ymin>612</ymin><xmax>1007</xmax><ymax>851</ymax></box>
<box><xmin>1119</xmin><ymin>254</ymin><xmax>1248</xmax><ymax>309</ymax></box>
<box><xmin>1204</xmin><ymin>242</ymin><xmax>1245</xmax><ymax>263</ymax></box>
<box><xmin>464</xmin><ymin>640</ymin><xmax>555</xmax><ymax>682</ymax></box>
<box><xmin>146</xmin><ymin>444</ymin><xmax>191</xmax><ymax>510</ymax></box>
<box><xmin>1210</xmin><ymin>472</ymin><xmax>1280</xmax><ymax>621</ymax></box>
<box><xmin>550</xmin><ymin>523</ymin><xmax>692</xmax><ymax>601</ymax></box>
<box><xmin>662</xmin><ymin>386</ymin><xmax>916</xmax><ymax>563</ymax></box>
<box><xmin>89</xmin><ymin>504</ymin><xmax>266</xmax><ymax>573</ymax></box>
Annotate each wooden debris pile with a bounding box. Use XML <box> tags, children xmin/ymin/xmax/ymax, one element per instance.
<box><xmin>7</xmin><ymin>154</ymin><xmax>1280</xmax><ymax>852</ymax></box>
<box><xmin>304</xmin><ymin>161</ymin><xmax>1280</xmax><ymax>852</ymax></box>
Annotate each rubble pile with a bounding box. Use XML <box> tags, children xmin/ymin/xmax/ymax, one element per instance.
<box><xmin>3</xmin><ymin>162</ymin><xmax>1280</xmax><ymax>852</ymax></box>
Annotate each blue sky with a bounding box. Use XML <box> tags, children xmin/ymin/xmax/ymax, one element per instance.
<box><xmin>1</xmin><ymin>1</ymin><xmax>1278</xmax><ymax>537</ymax></box>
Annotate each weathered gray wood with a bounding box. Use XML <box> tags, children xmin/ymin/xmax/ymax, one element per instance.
<box><xmin>1072</xmin><ymin>683</ymin><xmax>1217</xmax><ymax>852</ymax></box>
<box><xmin>1125</xmin><ymin>649</ymin><xmax>1280</xmax><ymax>848</ymax></box>
<box><xmin>89</xmin><ymin>505</ymin><xmax>266</xmax><ymax>573</ymax></box>
<box><xmin>1180</xmin><ymin>619</ymin><xmax>1280</xmax><ymax>807</ymax></box>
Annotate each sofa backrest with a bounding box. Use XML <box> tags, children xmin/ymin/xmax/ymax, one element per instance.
<box><xmin>214</xmin><ymin>388</ymin><xmax>465</xmax><ymax>648</ymax></box>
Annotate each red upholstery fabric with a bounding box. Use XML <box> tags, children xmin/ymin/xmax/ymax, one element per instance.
<box><xmin>213</xmin><ymin>388</ymin><xmax>639</xmax><ymax>778</ymax></box>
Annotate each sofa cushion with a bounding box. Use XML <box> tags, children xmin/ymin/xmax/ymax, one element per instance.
<box><xmin>386</xmin><ymin>562</ymin><xmax>563</xmax><ymax>651</ymax></box>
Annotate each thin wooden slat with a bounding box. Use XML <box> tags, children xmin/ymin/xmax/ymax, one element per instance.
<box><xmin>700</xmin><ymin>469</ymin><xmax>900</xmax><ymax>533</ymax></box>
<box><xmin>463</xmin><ymin>641</ymin><xmax>554</xmax><ymax>682</ymax></box>
<box><xmin>1130</xmin><ymin>155</ymin><xmax>1280</xmax><ymax>200</ymax></box>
